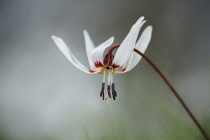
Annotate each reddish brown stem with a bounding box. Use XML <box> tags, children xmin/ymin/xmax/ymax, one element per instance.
<box><xmin>109</xmin><ymin>44</ymin><xmax>209</xmax><ymax>140</ymax></box>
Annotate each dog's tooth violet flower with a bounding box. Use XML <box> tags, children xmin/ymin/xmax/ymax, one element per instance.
<box><xmin>51</xmin><ymin>16</ymin><xmax>153</xmax><ymax>101</ymax></box>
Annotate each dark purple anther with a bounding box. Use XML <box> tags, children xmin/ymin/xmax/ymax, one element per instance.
<box><xmin>107</xmin><ymin>85</ymin><xmax>111</xmax><ymax>98</ymax></box>
<box><xmin>102</xmin><ymin>93</ymin><xmax>104</xmax><ymax>100</ymax></box>
<box><xmin>113</xmin><ymin>95</ymin><xmax>116</xmax><ymax>100</ymax></box>
<box><xmin>112</xmin><ymin>83</ymin><xmax>117</xmax><ymax>100</ymax></box>
<box><xmin>100</xmin><ymin>83</ymin><xmax>105</xmax><ymax>100</ymax></box>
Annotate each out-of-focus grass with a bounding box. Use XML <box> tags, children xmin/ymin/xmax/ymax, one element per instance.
<box><xmin>81</xmin><ymin>115</ymin><xmax>205</xmax><ymax>140</ymax></box>
<box><xmin>49</xmin><ymin>88</ymin><xmax>208</xmax><ymax>140</ymax></box>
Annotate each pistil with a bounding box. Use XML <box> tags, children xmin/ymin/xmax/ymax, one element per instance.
<box><xmin>106</xmin><ymin>69</ymin><xmax>112</xmax><ymax>98</ymax></box>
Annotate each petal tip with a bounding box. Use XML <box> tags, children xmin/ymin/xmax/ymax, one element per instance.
<box><xmin>136</xmin><ymin>16</ymin><xmax>145</xmax><ymax>24</ymax></box>
<box><xmin>51</xmin><ymin>35</ymin><xmax>60</xmax><ymax>41</ymax></box>
<box><xmin>83</xmin><ymin>29</ymin><xmax>88</xmax><ymax>35</ymax></box>
<box><xmin>110</xmin><ymin>36</ymin><xmax>114</xmax><ymax>41</ymax></box>
<box><xmin>139</xmin><ymin>16</ymin><xmax>144</xmax><ymax>21</ymax></box>
<box><xmin>51</xmin><ymin>35</ymin><xmax>56</xmax><ymax>39</ymax></box>
<box><xmin>144</xmin><ymin>26</ymin><xmax>153</xmax><ymax>34</ymax></box>
<box><xmin>147</xmin><ymin>25</ymin><xmax>153</xmax><ymax>30</ymax></box>
<box><xmin>106</xmin><ymin>36</ymin><xmax>115</xmax><ymax>44</ymax></box>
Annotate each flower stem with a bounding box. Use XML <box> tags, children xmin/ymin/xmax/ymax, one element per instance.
<box><xmin>134</xmin><ymin>49</ymin><xmax>209</xmax><ymax>140</ymax></box>
<box><xmin>109</xmin><ymin>44</ymin><xmax>210</xmax><ymax>140</ymax></box>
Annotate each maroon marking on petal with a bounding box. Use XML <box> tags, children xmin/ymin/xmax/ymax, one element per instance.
<box><xmin>117</xmin><ymin>68</ymin><xmax>126</xmax><ymax>72</ymax></box>
<box><xmin>111</xmin><ymin>64</ymin><xmax>120</xmax><ymax>68</ymax></box>
<box><xmin>89</xmin><ymin>70</ymin><xmax>95</xmax><ymax>73</ymax></box>
<box><xmin>94</xmin><ymin>61</ymin><xmax>103</xmax><ymax>67</ymax></box>
<box><xmin>103</xmin><ymin>53</ymin><xmax>114</xmax><ymax>67</ymax></box>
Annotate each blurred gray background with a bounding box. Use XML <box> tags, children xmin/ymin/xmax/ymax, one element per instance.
<box><xmin>0</xmin><ymin>0</ymin><xmax>210</xmax><ymax>140</ymax></box>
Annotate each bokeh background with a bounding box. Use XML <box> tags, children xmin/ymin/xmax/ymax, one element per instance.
<box><xmin>0</xmin><ymin>0</ymin><xmax>210</xmax><ymax>140</ymax></box>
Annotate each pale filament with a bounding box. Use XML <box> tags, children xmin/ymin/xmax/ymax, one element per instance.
<box><xmin>103</xmin><ymin>69</ymin><xmax>106</xmax><ymax>83</ymax></box>
<box><xmin>103</xmin><ymin>69</ymin><xmax>110</xmax><ymax>102</ymax></box>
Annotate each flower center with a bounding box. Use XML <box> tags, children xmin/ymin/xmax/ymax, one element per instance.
<box><xmin>103</xmin><ymin>52</ymin><xmax>114</xmax><ymax>67</ymax></box>
<box><xmin>103</xmin><ymin>52</ymin><xmax>120</xmax><ymax>69</ymax></box>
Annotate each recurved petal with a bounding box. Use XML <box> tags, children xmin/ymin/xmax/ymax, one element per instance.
<box><xmin>112</xmin><ymin>16</ymin><xmax>146</xmax><ymax>68</ymax></box>
<box><xmin>83</xmin><ymin>30</ymin><xmax>95</xmax><ymax>69</ymax></box>
<box><xmin>126</xmin><ymin>25</ymin><xmax>153</xmax><ymax>72</ymax></box>
<box><xmin>90</xmin><ymin>37</ymin><xmax>114</xmax><ymax>67</ymax></box>
<box><xmin>51</xmin><ymin>36</ymin><xmax>91</xmax><ymax>74</ymax></box>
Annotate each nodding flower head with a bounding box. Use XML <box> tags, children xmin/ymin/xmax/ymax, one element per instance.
<box><xmin>51</xmin><ymin>16</ymin><xmax>153</xmax><ymax>102</ymax></box>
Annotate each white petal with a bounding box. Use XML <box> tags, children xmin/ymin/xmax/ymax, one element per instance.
<box><xmin>90</xmin><ymin>37</ymin><xmax>114</xmax><ymax>66</ymax></box>
<box><xmin>83</xmin><ymin>30</ymin><xmax>95</xmax><ymax>69</ymax></box>
<box><xmin>51</xmin><ymin>36</ymin><xmax>91</xmax><ymax>74</ymax></box>
<box><xmin>112</xmin><ymin>16</ymin><xmax>146</xmax><ymax>67</ymax></box>
<box><xmin>126</xmin><ymin>26</ymin><xmax>153</xmax><ymax>72</ymax></box>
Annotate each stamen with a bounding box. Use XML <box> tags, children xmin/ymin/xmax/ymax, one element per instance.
<box><xmin>103</xmin><ymin>70</ymin><xmax>106</xmax><ymax>83</ymax></box>
<box><xmin>110</xmin><ymin>69</ymin><xmax>117</xmax><ymax>100</ymax></box>
<box><xmin>100</xmin><ymin>83</ymin><xmax>105</xmax><ymax>100</ymax></box>
<box><xmin>99</xmin><ymin>70</ymin><xmax>106</xmax><ymax>100</ymax></box>
<box><xmin>102</xmin><ymin>92</ymin><xmax>104</xmax><ymax>100</ymax></box>
<box><xmin>107</xmin><ymin>85</ymin><xmax>111</xmax><ymax>98</ymax></box>
<box><xmin>112</xmin><ymin>83</ymin><xmax>117</xmax><ymax>100</ymax></box>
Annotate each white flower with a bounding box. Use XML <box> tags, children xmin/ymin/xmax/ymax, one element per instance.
<box><xmin>51</xmin><ymin>16</ymin><xmax>153</xmax><ymax>101</ymax></box>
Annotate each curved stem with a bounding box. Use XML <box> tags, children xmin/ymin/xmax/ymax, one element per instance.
<box><xmin>134</xmin><ymin>49</ymin><xmax>209</xmax><ymax>140</ymax></box>
<box><xmin>109</xmin><ymin>44</ymin><xmax>209</xmax><ymax>140</ymax></box>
